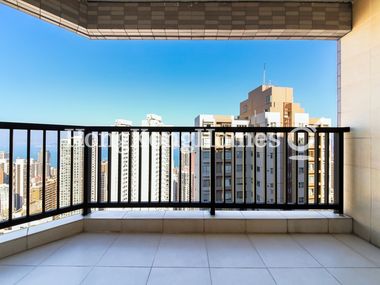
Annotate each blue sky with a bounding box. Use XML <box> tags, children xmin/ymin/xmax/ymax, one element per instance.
<box><xmin>0</xmin><ymin>4</ymin><xmax>337</xmax><ymax>126</ymax></box>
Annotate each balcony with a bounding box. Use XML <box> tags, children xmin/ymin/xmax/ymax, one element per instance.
<box><xmin>1</xmin><ymin>0</ymin><xmax>380</xmax><ymax>283</ymax></box>
<box><xmin>0</xmin><ymin>122</ymin><xmax>350</xmax><ymax>228</ymax></box>
<box><xmin>1</xmin><ymin>121</ymin><xmax>370</xmax><ymax>284</ymax></box>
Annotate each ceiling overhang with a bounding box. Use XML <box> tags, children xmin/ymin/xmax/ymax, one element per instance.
<box><xmin>1</xmin><ymin>0</ymin><xmax>352</xmax><ymax>39</ymax></box>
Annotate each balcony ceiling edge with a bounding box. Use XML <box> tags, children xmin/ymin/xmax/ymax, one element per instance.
<box><xmin>1</xmin><ymin>0</ymin><xmax>352</xmax><ymax>39</ymax></box>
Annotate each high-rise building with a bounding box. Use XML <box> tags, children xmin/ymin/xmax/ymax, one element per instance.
<box><xmin>141</xmin><ymin>114</ymin><xmax>172</xmax><ymax>202</ymax></box>
<box><xmin>239</xmin><ymin>84</ymin><xmax>332</xmax><ymax>204</ymax></box>
<box><xmin>0</xmin><ymin>184</ymin><xmax>9</xmax><ymax>219</ymax></box>
<box><xmin>59</xmin><ymin>135</ymin><xmax>84</xmax><ymax>208</ymax></box>
<box><xmin>179</xmin><ymin>148</ymin><xmax>191</xmax><ymax>202</ymax></box>
<box><xmin>99</xmin><ymin>161</ymin><xmax>108</xmax><ymax>202</ymax></box>
<box><xmin>0</xmin><ymin>152</ymin><xmax>9</xmax><ymax>185</ymax></box>
<box><xmin>194</xmin><ymin>115</ymin><xmax>250</xmax><ymax>203</ymax></box>
<box><xmin>0</xmin><ymin>151</ymin><xmax>9</xmax><ymax>160</ymax></box>
<box><xmin>37</xmin><ymin>150</ymin><xmax>52</xmax><ymax>178</ymax></box>
<box><xmin>240</xmin><ymin>85</ymin><xmax>305</xmax><ymax>127</ymax></box>
<box><xmin>14</xmin><ymin>158</ymin><xmax>27</xmax><ymax>210</ymax></box>
<box><xmin>29</xmin><ymin>178</ymin><xmax>58</xmax><ymax>215</ymax></box>
<box><xmin>0</xmin><ymin>163</ymin><xmax>5</xmax><ymax>184</ymax></box>
<box><xmin>110</xmin><ymin>119</ymin><xmax>133</xmax><ymax>202</ymax></box>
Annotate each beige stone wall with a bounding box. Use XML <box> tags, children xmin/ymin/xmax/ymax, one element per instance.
<box><xmin>340</xmin><ymin>0</ymin><xmax>380</xmax><ymax>246</ymax></box>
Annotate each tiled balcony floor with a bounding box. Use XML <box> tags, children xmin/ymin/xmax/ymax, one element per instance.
<box><xmin>1</xmin><ymin>233</ymin><xmax>380</xmax><ymax>285</ymax></box>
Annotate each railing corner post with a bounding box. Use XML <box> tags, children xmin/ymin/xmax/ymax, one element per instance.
<box><xmin>334</xmin><ymin>131</ymin><xmax>344</xmax><ymax>216</ymax></box>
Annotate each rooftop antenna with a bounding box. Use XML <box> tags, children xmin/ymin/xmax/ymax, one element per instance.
<box><xmin>263</xmin><ymin>63</ymin><xmax>267</xmax><ymax>86</ymax></box>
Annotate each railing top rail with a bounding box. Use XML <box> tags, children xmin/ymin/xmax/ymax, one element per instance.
<box><xmin>0</xmin><ymin>121</ymin><xmax>350</xmax><ymax>133</ymax></box>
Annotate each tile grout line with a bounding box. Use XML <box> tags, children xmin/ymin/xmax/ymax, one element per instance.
<box><xmin>246</xmin><ymin>233</ymin><xmax>278</xmax><ymax>285</ymax></box>
<box><xmin>204</xmin><ymin>234</ymin><xmax>213</xmax><ymax>285</ymax></box>
<box><xmin>78</xmin><ymin>233</ymin><xmax>119</xmax><ymax>285</ymax></box>
<box><xmin>289</xmin><ymin>234</ymin><xmax>343</xmax><ymax>285</ymax></box>
<box><xmin>13</xmin><ymin>232</ymin><xmax>74</xmax><ymax>285</ymax></box>
<box><xmin>145</xmin><ymin>232</ymin><xmax>164</xmax><ymax>285</ymax></box>
<box><xmin>13</xmin><ymin>266</ymin><xmax>37</xmax><ymax>285</ymax></box>
<box><xmin>331</xmin><ymin>234</ymin><xmax>380</xmax><ymax>267</ymax></box>
<box><xmin>35</xmin><ymin>236</ymin><xmax>72</xmax><ymax>266</ymax></box>
<box><xmin>325</xmin><ymin>267</ymin><xmax>344</xmax><ymax>285</ymax></box>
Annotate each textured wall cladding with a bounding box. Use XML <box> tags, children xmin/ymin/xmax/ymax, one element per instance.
<box><xmin>20</xmin><ymin>0</ymin><xmax>85</xmax><ymax>27</ymax></box>
<box><xmin>2</xmin><ymin>0</ymin><xmax>352</xmax><ymax>39</ymax></box>
<box><xmin>86</xmin><ymin>2</ymin><xmax>351</xmax><ymax>31</ymax></box>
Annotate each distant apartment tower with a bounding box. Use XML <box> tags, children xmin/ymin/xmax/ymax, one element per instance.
<box><xmin>239</xmin><ymin>85</ymin><xmax>332</xmax><ymax>204</ymax></box>
<box><xmin>14</xmin><ymin>158</ymin><xmax>27</xmax><ymax>210</ymax></box>
<box><xmin>176</xmin><ymin>148</ymin><xmax>191</xmax><ymax>202</ymax></box>
<box><xmin>37</xmin><ymin>150</ymin><xmax>52</xmax><ymax>178</ymax></box>
<box><xmin>194</xmin><ymin>115</ymin><xmax>250</xmax><ymax>203</ymax></box>
<box><xmin>109</xmin><ymin>119</ymin><xmax>133</xmax><ymax>202</ymax></box>
<box><xmin>99</xmin><ymin>161</ymin><xmax>108</xmax><ymax>202</ymax></box>
<box><xmin>141</xmin><ymin>114</ymin><xmax>172</xmax><ymax>202</ymax></box>
<box><xmin>0</xmin><ymin>163</ymin><xmax>5</xmax><ymax>185</ymax></box>
<box><xmin>59</xmin><ymin>136</ymin><xmax>84</xmax><ymax>207</ymax></box>
<box><xmin>106</xmin><ymin>115</ymin><xmax>172</xmax><ymax>204</ymax></box>
<box><xmin>0</xmin><ymin>184</ymin><xmax>9</xmax><ymax>219</ymax></box>
<box><xmin>240</xmin><ymin>85</ymin><xmax>305</xmax><ymax>127</ymax></box>
<box><xmin>30</xmin><ymin>178</ymin><xmax>57</xmax><ymax>215</ymax></box>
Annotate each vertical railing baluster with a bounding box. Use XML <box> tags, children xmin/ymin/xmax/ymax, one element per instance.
<box><xmin>274</xmin><ymin>133</ymin><xmax>278</xmax><ymax>205</ymax></box>
<box><xmin>159</xmin><ymin>132</ymin><xmax>162</xmax><ymax>203</ymax></box>
<box><xmin>295</xmin><ymin>131</ymin><xmax>298</xmax><ymax>205</ymax></box>
<box><xmin>253</xmin><ymin>132</ymin><xmax>257</xmax><ymax>205</ymax></box>
<box><xmin>107</xmin><ymin>132</ymin><xmax>112</xmax><ymax>203</ymax></box>
<box><xmin>9</xmin><ymin>129</ymin><xmax>13</xmax><ymax>222</ymax></box>
<box><xmin>243</xmin><ymin>132</ymin><xmax>247</xmax><ymax>205</ymax></box>
<box><xmin>189</xmin><ymin>132</ymin><xmax>191</xmax><ymax>203</ymax></box>
<box><xmin>324</xmin><ymin>132</ymin><xmax>330</xmax><ymax>204</ymax></box>
<box><xmin>223</xmin><ymin>133</ymin><xmax>226</xmax><ymax>204</ymax></box>
<box><xmin>97</xmin><ymin>132</ymin><xmax>102</xmax><ymax>203</ymax></box>
<box><xmin>305</xmin><ymin>132</ymin><xmax>309</xmax><ymax>205</ymax></box>
<box><xmin>314</xmin><ymin>132</ymin><xmax>320</xmax><ymax>205</ymax></box>
<box><xmin>128</xmin><ymin>131</ymin><xmax>132</xmax><ymax>203</ymax></box>
<box><xmin>138</xmin><ymin>130</ymin><xmax>142</xmax><ymax>203</ymax></box>
<box><xmin>26</xmin><ymin>129</ymin><xmax>30</xmax><ymax>217</ymax></box>
<box><xmin>83</xmin><ymin>130</ymin><xmax>92</xmax><ymax>215</ymax></box>
<box><xmin>199</xmin><ymin>131</ymin><xmax>202</xmax><ymax>203</ymax></box>
<box><xmin>169</xmin><ymin>131</ymin><xmax>172</xmax><ymax>203</ymax></box>
<box><xmin>264</xmin><ymin>132</ymin><xmax>267</xmax><ymax>204</ymax></box>
<box><xmin>42</xmin><ymin>130</ymin><xmax>46</xmax><ymax>212</ymax></box>
<box><xmin>210</xmin><ymin>130</ymin><xmax>216</xmax><ymax>215</ymax></box>
<box><xmin>179</xmin><ymin>132</ymin><xmax>182</xmax><ymax>203</ymax></box>
<box><xmin>70</xmin><ymin>130</ymin><xmax>74</xmax><ymax>207</ymax></box>
<box><xmin>57</xmin><ymin>131</ymin><xmax>61</xmax><ymax>209</ymax></box>
<box><xmin>148</xmin><ymin>131</ymin><xmax>152</xmax><ymax>203</ymax></box>
<box><xmin>117</xmin><ymin>132</ymin><xmax>122</xmax><ymax>203</ymax></box>
<box><xmin>233</xmin><ymin>132</ymin><xmax>236</xmax><ymax>204</ymax></box>
<box><xmin>284</xmin><ymin>132</ymin><xmax>288</xmax><ymax>206</ymax></box>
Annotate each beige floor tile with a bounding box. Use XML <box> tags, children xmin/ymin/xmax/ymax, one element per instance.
<box><xmin>153</xmin><ymin>235</ymin><xmax>208</xmax><ymax>267</ymax></box>
<box><xmin>147</xmin><ymin>268</ymin><xmax>211</xmax><ymax>285</ymax></box>
<box><xmin>211</xmin><ymin>268</ymin><xmax>275</xmax><ymax>285</ymax></box>
<box><xmin>270</xmin><ymin>268</ymin><xmax>340</xmax><ymax>285</ymax></box>
<box><xmin>292</xmin><ymin>234</ymin><xmax>376</xmax><ymax>267</ymax></box>
<box><xmin>249</xmin><ymin>234</ymin><xmax>320</xmax><ymax>267</ymax></box>
<box><xmin>206</xmin><ymin>234</ymin><xmax>265</xmax><ymax>268</ymax></box>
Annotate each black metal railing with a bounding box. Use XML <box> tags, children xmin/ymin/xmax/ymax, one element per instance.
<box><xmin>0</xmin><ymin>122</ymin><xmax>350</xmax><ymax>229</ymax></box>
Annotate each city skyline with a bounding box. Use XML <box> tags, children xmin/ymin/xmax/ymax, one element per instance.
<box><xmin>0</xmin><ymin>82</ymin><xmax>334</xmax><ymax>221</ymax></box>
<box><xmin>0</xmin><ymin>4</ymin><xmax>338</xmax><ymax>127</ymax></box>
